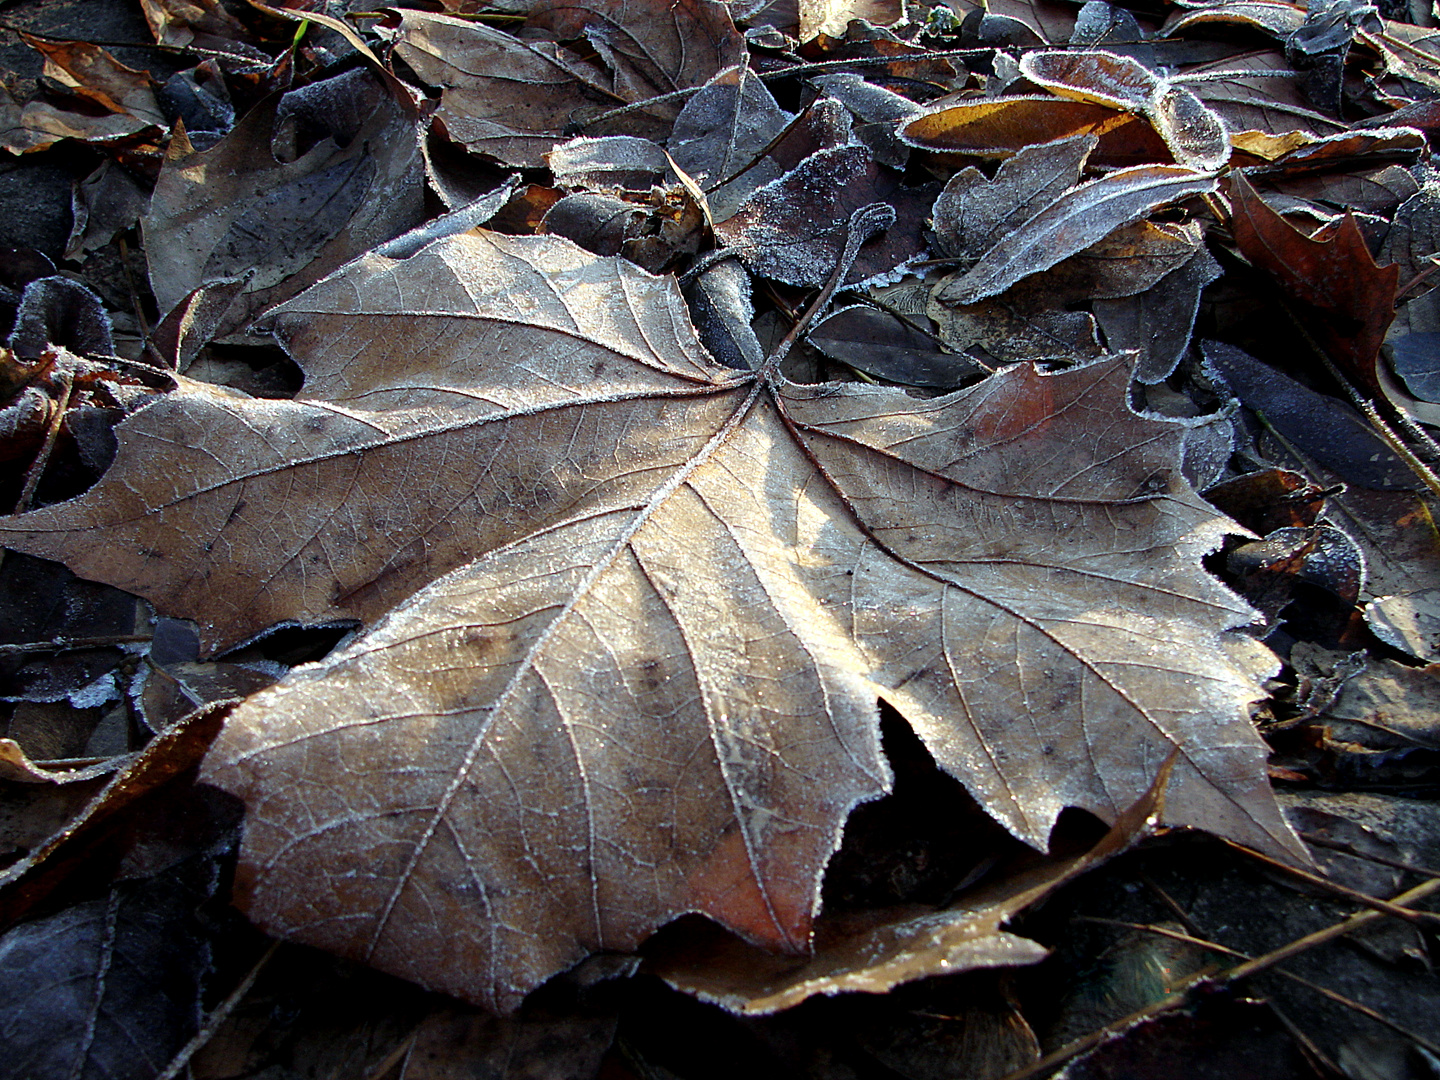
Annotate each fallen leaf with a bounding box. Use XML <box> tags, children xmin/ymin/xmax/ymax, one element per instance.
<box><xmin>1094</xmin><ymin>245</ymin><xmax>1222</xmax><ymax>384</ymax></box>
<box><xmin>1227</xmin><ymin>170</ymin><xmax>1400</xmax><ymax>393</ymax></box>
<box><xmin>142</xmin><ymin>67</ymin><xmax>426</xmax><ymax>328</ymax></box>
<box><xmin>808</xmin><ymin>303</ymin><xmax>982</xmax><ymax>387</ymax></box>
<box><xmin>713</xmin><ymin>144</ymin><xmax>930</xmax><ymax>286</ymax></box>
<box><xmin>1010</xmin><ymin>220</ymin><xmax>1205</xmax><ymax>308</ymax></box>
<box><xmin>1204</xmin><ymin>340</ymin><xmax>1416</xmax><ymax>491</ymax></box>
<box><xmin>953</xmin><ymin>0</ymin><xmax>1078</xmax><ymax>44</ymax></box>
<box><xmin>667</xmin><ymin>65</ymin><xmax>794</xmax><ymax>222</ymax></box>
<box><xmin>0</xmin><ymin>861</ymin><xmax>214</xmax><ymax>1080</ymax></box>
<box><xmin>649</xmin><ymin>757</ymin><xmax>1171</xmax><ymax>1013</ymax></box>
<box><xmin>927</xmin><ymin>291</ymin><xmax>1106</xmax><ymax>366</ymax></box>
<box><xmin>901</xmin><ymin>96</ymin><xmax>1172</xmax><ymax>168</ymax></box>
<box><xmin>930</xmin><ymin>132</ymin><xmax>1095</xmax><ymax>267</ymax></box>
<box><xmin>527</xmin><ymin>0</ymin><xmax>745</xmax><ymax>110</ymax></box>
<box><xmin>21</xmin><ymin>33</ymin><xmax>167</xmax><ymax>130</ymax></box>
<box><xmin>935</xmin><ymin>165</ymin><xmax>1218</xmax><ymax>306</ymax></box>
<box><xmin>1</xmin><ymin>226</ymin><xmax>1301</xmax><ymax>1010</ymax></box>
<box><xmin>138</xmin><ymin>0</ymin><xmax>268</xmax><ymax>66</ymax></box>
<box><xmin>392</xmin><ymin>11</ymin><xmax>627</xmax><ymax>168</ymax></box>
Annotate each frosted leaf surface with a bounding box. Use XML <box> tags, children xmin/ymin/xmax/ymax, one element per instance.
<box><xmin>0</xmin><ymin>230</ymin><xmax>1303</xmax><ymax>1012</ymax></box>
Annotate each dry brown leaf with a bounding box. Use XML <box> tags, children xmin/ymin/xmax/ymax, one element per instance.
<box><xmin>668</xmin><ymin>66</ymin><xmax>794</xmax><ymax>222</ymax></box>
<box><xmin>1018</xmin><ymin>50</ymin><xmax>1230</xmax><ymax>172</ymax></box>
<box><xmin>142</xmin><ymin>67</ymin><xmax>425</xmax><ymax>327</ymax></box>
<box><xmin>21</xmin><ymin>34</ymin><xmax>167</xmax><ymax>129</ymax></box>
<box><xmin>0</xmin><ymin>38</ymin><xmax>167</xmax><ymax>155</ymax></box>
<box><xmin>713</xmin><ymin>144</ymin><xmax>930</xmax><ymax>286</ymax></box>
<box><xmin>392</xmin><ymin>11</ymin><xmax>623</xmax><ymax>168</ymax></box>
<box><xmin>901</xmin><ymin>96</ymin><xmax>1173</xmax><ymax>169</ymax></box>
<box><xmin>927</xmin><ymin>291</ymin><xmax>1105</xmax><ymax>366</ymax></box>
<box><xmin>930</xmin><ymin>133</ymin><xmax>1095</xmax><ymax>267</ymax></box>
<box><xmin>0</xmin><ymin>227</ymin><xmax>1303</xmax><ymax>1010</ymax></box>
<box><xmin>528</xmin><ymin>0</ymin><xmax>745</xmax><ymax>102</ymax></box>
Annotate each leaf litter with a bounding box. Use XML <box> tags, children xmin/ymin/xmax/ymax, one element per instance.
<box><xmin>0</xmin><ymin>0</ymin><xmax>1439</xmax><ymax>1075</ymax></box>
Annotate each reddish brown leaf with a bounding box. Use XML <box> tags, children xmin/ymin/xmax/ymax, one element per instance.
<box><xmin>1228</xmin><ymin>170</ymin><xmax>1400</xmax><ymax>392</ymax></box>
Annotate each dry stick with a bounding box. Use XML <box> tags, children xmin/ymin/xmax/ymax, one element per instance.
<box><xmin>996</xmin><ymin>874</ymin><xmax>1440</xmax><ymax>1080</ymax></box>
<box><xmin>0</xmin><ymin>634</ymin><xmax>152</xmax><ymax>656</ymax></box>
<box><xmin>1277</xmin><ymin>296</ymin><xmax>1440</xmax><ymax>498</ymax></box>
<box><xmin>1138</xmin><ymin>871</ymin><xmax>1206</xmax><ymax>937</ymax></box>
<box><xmin>0</xmin><ymin>21</ymin><xmax>261</xmax><ymax>65</ymax></box>
<box><xmin>572</xmin><ymin>46</ymin><xmax>991</xmax><ymax>133</ymax></box>
<box><xmin>1078</xmin><ymin>916</ymin><xmax>1440</xmax><ymax>1057</ymax></box>
<box><xmin>154</xmin><ymin>940</ymin><xmax>281</xmax><ymax>1080</ymax></box>
<box><xmin>1133</xmin><ymin>880</ymin><xmax>1342</xmax><ymax>1078</ymax></box>
<box><xmin>1298</xmin><ymin>832</ymin><xmax>1440</xmax><ymax>879</ymax></box>
<box><xmin>1223</xmin><ymin>839</ymin><xmax>1440</xmax><ymax>927</ymax></box>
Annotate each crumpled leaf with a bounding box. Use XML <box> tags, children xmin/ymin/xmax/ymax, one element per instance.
<box><xmin>1018</xmin><ymin>49</ymin><xmax>1231</xmax><ymax>172</ymax></box>
<box><xmin>2</xmin><ymin>230</ymin><xmax>1302</xmax><ymax>1012</ymax></box>
<box><xmin>930</xmin><ymin>133</ymin><xmax>1095</xmax><ymax>267</ymax></box>
<box><xmin>0</xmin><ymin>38</ymin><xmax>166</xmax><ymax>155</ymax></box>
<box><xmin>528</xmin><ymin>0</ymin><xmax>746</xmax><ymax>110</ymax></box>
<box><xmin>21</xmin><ymin>33</ymin><xmax>167</xmax><ymax>130</ymax></box>
<box><xmin>1095</xmin><ymin>245</ymin><xmax>1222</xmax><ymax>383</ymax></box>
<box><xmin>928</xmin><ymin>291</ymin><xmax>1105</xmax><ymax>366</ymax></box>
<box><xmin>714</xmin><ymin>144</ymin><xmax>929</xmax><ymax>286</ymax></box>
<box><xmin>392</xmin><ymin>11</ymin><xmax>619</xmax><ymax>168</ymax></box>
<box><xmin>139</xmin><ymin>0</ymin><xmax>269</xmax><ymax>66</ymax></box>
<box><xmin>901</xmin><ymin>96</ymin><xmax>1171</xmax><ymax>168</ymax></box>
<box><xmin>142</xmin><ymin>67</ymin><xmax>426</xmax><ymax>328</ymax></box>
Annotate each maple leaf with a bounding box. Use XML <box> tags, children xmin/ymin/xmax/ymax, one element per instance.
<box><xmin>1228</xmin><ymin>170</ymin><xmax>1399</xmax><ymax>392</ymax></box>
<box><xmin>0</xmin><ymin>228</ymin><xmax>1301</xmax><ymax>1011</ymax></box>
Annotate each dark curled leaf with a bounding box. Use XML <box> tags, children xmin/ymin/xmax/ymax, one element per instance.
<box><xmin>1203</xmin><ymin>339</ymin><xmax>1418</xmax><ymax>491</ymax></box>
<box><xmin>8</xmin><ymin>277</ymin><xmax>113</xmax><ymax>361</ymax></box>
<box><xmin>0</xmin><ymin>861</ymin><xmax>214</xmax><ymax>1080</ymax></box>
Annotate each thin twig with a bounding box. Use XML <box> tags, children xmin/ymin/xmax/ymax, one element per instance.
<box><xmin>0</xmin><ymin>21</ymin><xmax>264</xmax><ymax>65</ymax></box>
<box><xmin>997</xmin><ymin>874</ymin><xmax>1440</xmax><ymax>1080</ymax></box>
<box><xmin>155</xmin><ymin>940</ymin><xmax>281</xmax><ymax>1080</ymax></box>
<box><xmin>1138</xmin><ymin>872</ymin><xmax>1205</xmax><ymax>937</ymax></box>
<box><xmin>1223</xmin><ymin>839</ymin><xmax>1440</xmax><ymax>927</ymax></box>
<box><xmin>0</xmin><ymin>634</ymin><xmax>152</xmax><ymax>656</ymax></box>
<box><xmin>1298</xmin><ymin>833</ymin><xmax>1440</xmax><ymax>880</ymax></box>
<box><xmin>1076</xmin><ymin>916</ymin><xmax>1440</xmax><ymax>1057</ymax></box>
<box><xmin>15</xmin><ymin>372</ymin><xmax>72</xmax><ymax>514</ymax></box>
